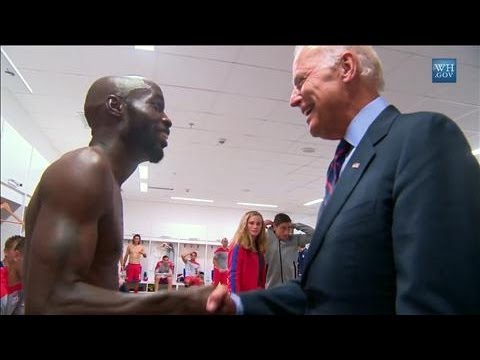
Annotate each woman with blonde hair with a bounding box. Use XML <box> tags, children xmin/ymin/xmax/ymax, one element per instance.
<box><xmin>228</xmin><ymin>210</ymin><xmax>267</xmax><ymax>294</ymax></box>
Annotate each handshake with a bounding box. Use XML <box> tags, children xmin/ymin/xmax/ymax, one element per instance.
<box><xmin>204</xmin><ymin>284</ymin><xmax>236</xmax><ymax>315</ymax></box>
<box><xmin>169</xmin><ymin>284</ymin><xmax>236</xmax><ymax>315</ymax></box>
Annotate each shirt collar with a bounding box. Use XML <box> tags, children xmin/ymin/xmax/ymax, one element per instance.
<box><xmin>344</xmin><ymin>96</ymin><xmax>389</xmax><ymax>147</ymax></box>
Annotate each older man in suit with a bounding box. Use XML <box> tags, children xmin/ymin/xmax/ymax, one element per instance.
<box><xmin>207</xmin><ymin>46</ymin><xmax>480</xmax><ymax>315</ymax></box>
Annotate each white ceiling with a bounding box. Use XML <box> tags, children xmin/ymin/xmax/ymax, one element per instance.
<box><xmin>1</xmin><ymin>46</ymin><xmax>479</xmax><ymax>216</ymax></box>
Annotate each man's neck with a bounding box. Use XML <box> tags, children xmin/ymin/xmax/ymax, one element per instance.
<box><xmin>89</xmin><ymin>139</ymin><xmax>142</xmax><ymax>185</ymax></box>
<box><xmin>7</xmin><ymin>267</ymin><xmax>21</xmax><ymax>286</ymax></box>
<box><xmin>344</xmin><ymin>88</ymin><xmax>380</xmax><ymax>125</ymax></box>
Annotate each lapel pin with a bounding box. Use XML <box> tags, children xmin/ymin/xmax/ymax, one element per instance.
<box><xmin>352</xmin><ymin>162</ymin><xmax>360</xmax><ymax>169</ymax></box>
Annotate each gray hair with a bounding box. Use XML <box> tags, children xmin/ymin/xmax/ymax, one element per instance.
<box><xmin>294</xmin><ymin>46</ymin><xmax>385</xmax><ymax>91</ymax></box>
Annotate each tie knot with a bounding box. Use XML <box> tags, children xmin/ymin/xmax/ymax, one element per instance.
<box><xmin>334</xmin><ymin>138</ymin><xmax>352</xmax><ymax>159</ymax></box>
<box><xmin>323</xmin><ymin>139</ymin><xmax>353</xmax><ymax>206</ymax></box>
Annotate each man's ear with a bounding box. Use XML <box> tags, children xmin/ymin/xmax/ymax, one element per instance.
<box><xmin>106</xmin><ymin>95</ymin><xmax>125</xmax><ymax>116</ymax></box>
<box><xmin>339</xmin><ymin>51</ymin><xmax>357</xmax><ymax>83</ymax></box>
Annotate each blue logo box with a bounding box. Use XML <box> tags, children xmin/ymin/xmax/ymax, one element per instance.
<box><xmin>432</xmin><ymin>58</ymin><xmax>456</xmax><ymax>83</ymax></box>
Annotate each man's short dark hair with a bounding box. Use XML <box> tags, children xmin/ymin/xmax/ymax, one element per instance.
<box><xmin>14</xmin><ymin>237</ymin><xmax>25</xmax><ymax>253</ymax></box>
<box><xmin>162</xmin><ymin>255</ymin><xmax>169</xmax><ymax>260</ymax></box>
<box><xmin>133</xmin><ymin>234</ymin><xmax>141</xmax><ymax>239</ymax></box>
<box><xmin>4</xmin><ymin>235</ymin><xmax>24</xmax><ymax>251</ymax></box>
<box><xmin>274</xmin><ymin>213</ymin><xmax>292</xmax><ymax>226</ymax></box>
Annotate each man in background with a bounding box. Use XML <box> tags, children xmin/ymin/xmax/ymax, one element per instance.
<box><xmin>264</xmin><ymin>213</ymin><xmax>314</xmax><ymax>288</ymax></box>
<box><xmin>2</xmin><ymin>235</ymin><xmax>24</xmax><ymax>268</ymax></box>
<box><xmin>1</xmin><ymin>236</ymin><xmax>25</xmax><ymax>315</ymax></box>
<box><xmin>181</xmin><ymin>251</ymin><xmax>204</xmax><ymax>287</ymax></box>
<box><xmin>212</xmin><ymin>238</ymin><xmax>229</xmax><ymax>286</ymax></box>
<box><xmin>154</xmin><ymin>255</ymin><xmax>174</xmax><ymax>292</ymax></box>
<box><xmin>122</xmin><ymin>233</ymin><xmax>146</xmax><ymax>293</ymax></box>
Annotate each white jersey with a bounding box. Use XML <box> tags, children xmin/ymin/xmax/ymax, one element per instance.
<box><xmin>184</xmin><ymin>260</ymin><xmax>201</xmax><ymax>276</ymax></box>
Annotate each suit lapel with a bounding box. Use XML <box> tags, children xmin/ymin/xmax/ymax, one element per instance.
<box><xmin>301</xmin><ymin>105</ymin><xmax>400</xmax><ymax>282</ymax></box>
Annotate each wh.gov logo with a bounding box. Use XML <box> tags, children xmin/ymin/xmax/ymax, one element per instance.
<box><xmin>432</xmin><ymin>58</ymin><xmax>456</xmax><ymax>83</ymax></box>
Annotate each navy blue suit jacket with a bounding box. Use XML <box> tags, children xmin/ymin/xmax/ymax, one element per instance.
<box><xmin>241</xmin><ymin>106</ymin><xmax>480</xmax><ymax>314</ymax></box>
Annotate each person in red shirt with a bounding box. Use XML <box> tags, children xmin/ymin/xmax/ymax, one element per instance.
<box><xmin>212</xmin><ymin>238</ymin><xmax>229</xmax><ymax>286</ymax></box>
<box><xmin>228</xmin><ymin>211</ymin><xmax>267</xmax><ymax>294</ymax></box>
<box><xmin>154</xmin><ymin>255</ymin><xmax>174</xmax><ymax>291</ymax></box>
<box><xmin>1</xmin><ymin>236</ymin><xmax>25</xmax><ymax>315</ymax></box>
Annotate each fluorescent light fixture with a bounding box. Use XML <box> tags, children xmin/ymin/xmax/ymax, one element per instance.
<box><xmin>140</xmin><ymin>182</ymin><xmax>148</xmax><ymax>192</ymax></box>
<box><xmin>134</xmin><ymin>45</ymin><xmax>155</xmax><ymax>51</ymax></box>
<box><xmin>236</xmin><ymin>202</ymin><xmax>278</xmax><ymax>208</ymax></box>
<box><xmin>473</xmin><ymin>148</ymin><xmax>480</xmax><ymax>156</ymax></box>
<box><xmin>171</xmin><ymin>196</ymin><xmax>213</xmax><ymax>203</ymax></box>
<box><xmin>304</xmin><ymin>198</ymin><xmax>324</xmax><ymax>206</ymax></box>
<box><xmin>138</xmin><ymin>165</ymin><xmax>148</xmax><ymax>180</ymax></box>
<box><xmin>1</xmin><ymin>47</ymin><xmax>33</xmax><ymax>93</ymax></box>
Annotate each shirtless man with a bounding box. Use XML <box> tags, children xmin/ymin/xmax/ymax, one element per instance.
<box><xmin>23</xmin><ymin>75</ymin><xmax>214</xmax><ymax>314</ymax></box>
<box><xmin>122</xmin><ymin>234</ymin><xmax>147</xmax><ymax>293</ymax></box>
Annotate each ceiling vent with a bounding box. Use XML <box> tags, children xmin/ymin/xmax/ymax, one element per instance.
<box><xmin>301</xmin><ymin>147</ymin><xmax>315</xmax><ymax>153</ymax></box>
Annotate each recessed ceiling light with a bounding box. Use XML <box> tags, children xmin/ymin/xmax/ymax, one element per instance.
<box><xmin>304</xmin><ymin>198</ymin><xmax>323</xmax><ymax>206</ymax></box>
<box><xmin>171</xmin><ymin>196</ymin><xmax>213</xmax><ymax>203</ymax></box>
<box><xmin>138</xmin><ymin>164</ymin><xmax>148</xmax><ymax>180</ymax></box>
<box><xmin>134</xmin><ymin>45</ymin><xmax>155</xmax><ymax>51</ymax></box>
<box><xmin>236</xmin><ymin>202</ymin><xmax>278</xmax><ymax>208</ymax></box>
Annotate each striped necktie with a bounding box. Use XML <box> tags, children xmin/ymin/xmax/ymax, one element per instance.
<box><xmin>323</xmin><ymin>139</ymin><xmax>352</xmax><ymax>205</ymax></box>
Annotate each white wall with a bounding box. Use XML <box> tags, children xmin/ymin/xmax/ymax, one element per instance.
<box><xmin>1</xmin><ymin>89</ymin><xmax>58</xmax><ymax>162</ymax></box>
<box><xmin>1</xmin><ymin>120</ymin><xmax>50</xmax><ymax>200</ymax></box>
<box><xmin>123</xmin><ymin>199</ymin><xmax>317</xmax><ymax>242</ymax></box>
<box><xmin>1</xmin><ymin>101</ymin><xmax>50</xmax><ymax>258</ymax></box>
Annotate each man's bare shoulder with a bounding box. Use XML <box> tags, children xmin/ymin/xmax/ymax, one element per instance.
<box><xmin>57</xmin><ymin>147</ymin><xmax>111</xmax><ymax>169</ymax></box>
<box><xmin>40</xmin><ymin>147</ymin><xmax>114</xmax><ymax>199</ymax></box>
